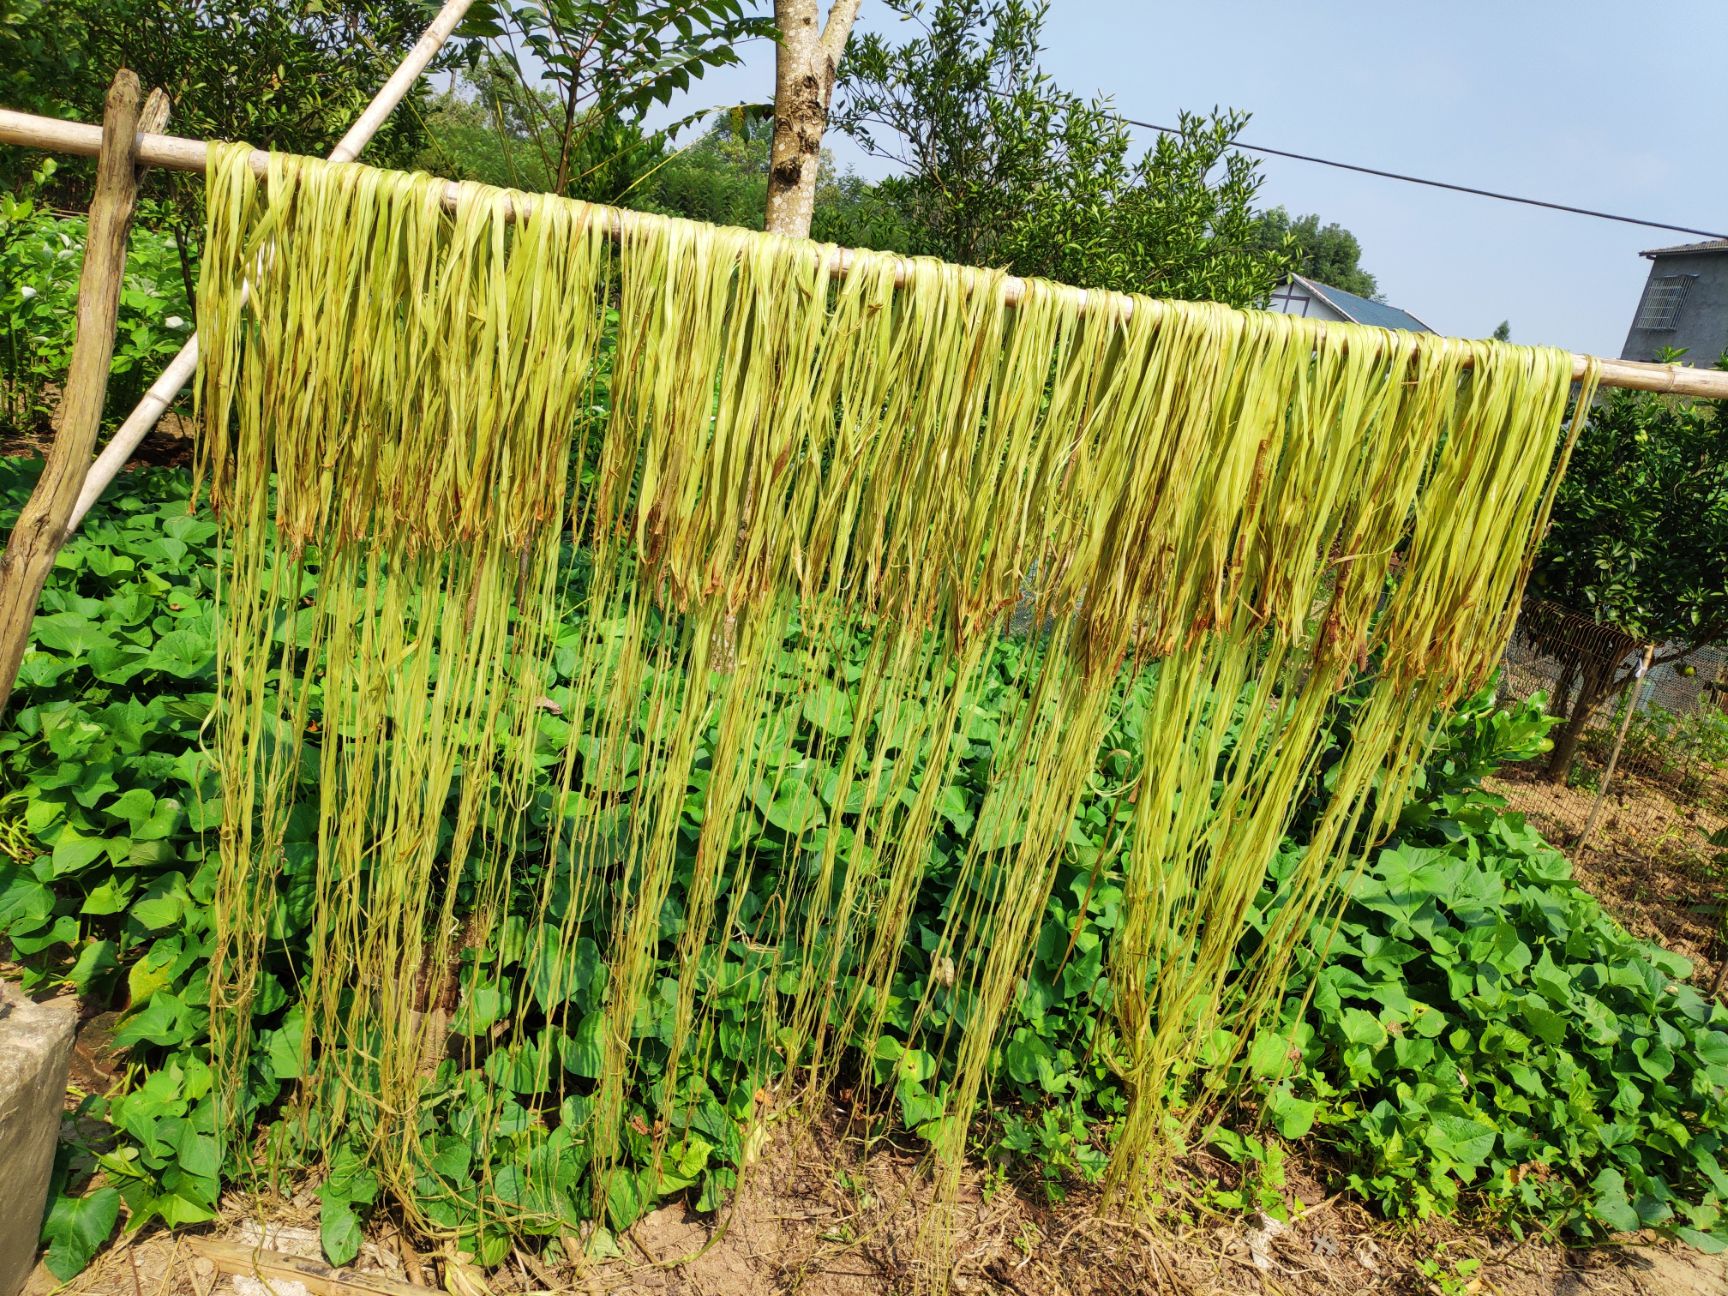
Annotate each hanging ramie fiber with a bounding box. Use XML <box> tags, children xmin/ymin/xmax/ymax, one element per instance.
<box><xmin>193</xmin><ymin>143</ymin><xmax>1596</xmax><ymax>1251</ymax></box>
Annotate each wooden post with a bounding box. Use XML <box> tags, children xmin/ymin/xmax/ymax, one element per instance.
<box><xmin>0</xmin><ymin>71</ymin><xmax>167</xmax><ymax>714</ymax></box>
<box><xmin>1574</xmin><ymin>642</ymin><xmax>1655</xmax><ymax>857</ymax></box>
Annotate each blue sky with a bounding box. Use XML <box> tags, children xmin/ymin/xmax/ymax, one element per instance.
<box><xmin>649</xmin><ymin>1</ymin><xmax>1728</xmax><ymax>360</ymax></box>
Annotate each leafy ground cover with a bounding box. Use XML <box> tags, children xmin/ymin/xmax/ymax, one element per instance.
<box><xmin>3</xmin><ymin>459</ymin><xmax>1727</xmax><ymax>1281</ymax></box>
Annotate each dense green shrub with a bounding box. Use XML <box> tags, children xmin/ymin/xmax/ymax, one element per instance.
<box><xmin>3</xmin><ymin>461</ymin><xmax>1726</xmax><ymax>1276</ymax></box>
<box><xmin>1269</xmin><ymin>691</ymin><xmax>1728</xmax><ymax>1248</ymax></box>
<box><xmin>0</xmin><ymin>171</ymin><xmax>193</xmax><ymax>438</ymax></box>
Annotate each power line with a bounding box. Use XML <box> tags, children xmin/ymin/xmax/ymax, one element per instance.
<box><xmin>1114</xmin><ymin>114</ymin><xmax>1728</xmax><ymax>243</ymax></box>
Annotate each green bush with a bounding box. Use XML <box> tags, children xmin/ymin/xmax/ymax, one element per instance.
<box><xmin>1274</xmin><ymin>792</ymin><xmax>1728</xmax><ymax>1246</ymax></box>
<box><xmin>1251</xmin><ymin>692</ymin><xmax>1728</xmax><ymax>1249</ymax></box>
<box><xmin>0</xmin><ymin>167</ymin><xmax>193</xmax><ymax>438</ymax></box>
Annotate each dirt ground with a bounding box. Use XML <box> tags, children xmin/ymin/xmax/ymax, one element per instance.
<box><xmin>31</xmin><ymin>1110</ymin><xmax>1728</xmax><ymax>1296</ymax></box>
<box><xmin>2</xmin><ymin>405</ymin><xmax>196</xmax><ymax>470</ymax></box>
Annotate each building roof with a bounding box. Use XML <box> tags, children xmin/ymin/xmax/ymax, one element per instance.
<box><xmin>1289</xmin><ymin>274</ymin><xmax>1433</xmax><ymax>334</ymax></box>
<box><xmin>1641</xmin><ymin>238</ymin><xmax>1728</xmax><ymax>259</ymax></box>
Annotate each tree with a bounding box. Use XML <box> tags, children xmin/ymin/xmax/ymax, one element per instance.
<box><xmin>0</xmin><ymin>0</ymin><xmax>95</xmax><ymax>179</ymax></box>
<box><xmin>462</xmin><ymin>0</ymin><xmax>774</xmax><ymax>204</ymax></box>
<box><xmin>82</xmin><ymin>0</ymin><xmax>439</xmax><ymax>162</ymax></box>
<box><xmin>2</xmin><ymin>0</ymin><xmax>441</xmax><ymax>189</ymax></box>
<box><xmin>7</xmin><ymin>0</ymin><xmax>460</xmax><ymax>308</ymax></box>
<box><xmin>1528</xmin><ymin>371</ymin><xmax>1728</xmax><ymax>780</ymax></box>
<box><xmin>764</xmin><ymin>0</ymin><xmax>865</xmax><ymax>236</ymax></box>
<box><xmin>637</xmin><ymin>116</ymin><xmax>918</xmax><ymax>249</ymax></box>
<box><xmin>415</xmin><ymin>61</ymin><xmax>556</xmax><ymax>195</ymax></box>
<box><xmin>1492</xmin><ymin>320</ymin><xmax>1511</xmax><ymax>342</ymax></box>
<box><xmin>834</xmin><ymin>0</ymin><xmax>1289</xmax><ymax>307</ymax></box>
<box><xmin>644</xmin><ymin>114</ymin><xmax>772</xmax><ymax>227</ymax></box>
<box><xmin>809</xmin><ymin>167</ymin><xmax>919</xmax><ymax>251</ymax></box>
<box><xmin>1251</xmin><ymin>206</ymin><xmax>1377</xmax><ymax>298</ymax></box>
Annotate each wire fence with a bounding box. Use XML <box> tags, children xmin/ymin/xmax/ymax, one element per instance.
<box><xmin>1488</xmin><ymin>598</ymin><xmax>1728</xmax><ymax>990</ymax></box>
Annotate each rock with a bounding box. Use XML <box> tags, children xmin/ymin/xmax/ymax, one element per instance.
<box><xmin>0</xmin><ymin>983</ymin><xmax>76</xmax><ymax>1296</ymax></box>
<box><xmin>1244</xmin><ymin>1211</ymin><xmax>1288</xmax><ymax>1273</ymax></box>
<box><xmin>224</xmin><ymin>1223</ymin><xmax>321</xmax><ymax>1296</ymax></box>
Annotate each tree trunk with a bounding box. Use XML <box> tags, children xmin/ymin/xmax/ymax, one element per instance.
<box><xmin>0</xmin><ymin>72</ymin><xmax>167</xmax><ymax>715</ymax></box>
<box><xmin>763</xmin><ymin>0</ymin><xmax>862</xmax><ymax>237</ymax></box>
<box><xmin>1545</xmin><ymin>655</ymin><xmax>1633</xmax><ymax>783</ymax></box>
<box><xmin>1551</xmin><ymin>649</ymin><xmax>1580</xmax><ymax>721</ymax></box>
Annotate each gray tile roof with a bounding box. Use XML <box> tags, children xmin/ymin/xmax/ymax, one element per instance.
<box><xmin>1641</xmin><ymin>238</ymin><xmax>1728</xmax><ymax>259</ymax></box>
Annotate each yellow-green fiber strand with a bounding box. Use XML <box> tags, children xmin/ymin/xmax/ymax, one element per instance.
<box><xmin>194</xmin><ymin>143</ymin><xmax>1596</xmax><ymax>1256</ymax></box>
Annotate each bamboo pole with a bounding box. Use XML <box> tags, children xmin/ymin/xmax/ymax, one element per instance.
<box><xmin>50</xmin><ymin>0</ymin><xmax>477</xmax><ymax>533</ymax></box>
<box><xmin>0</xmin><ymin>73</ymin><xmax>166</xmax><ymax>714</ymax></box>
<box><xmin>1573</xmin><ymin>642</ymin><xmax>1656</xmax><ymax>857</ymax></box>
<box><xmin>5</xmin><ymin>105</ymin><xmax>1726</xmax><ymax>409</ymax></box>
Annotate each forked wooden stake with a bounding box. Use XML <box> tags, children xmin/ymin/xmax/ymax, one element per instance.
<box><xmin>0</xmin><ymin>71</ymin><xmax>168</xmax><ymax>714</ymax></box>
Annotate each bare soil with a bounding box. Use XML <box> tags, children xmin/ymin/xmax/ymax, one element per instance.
<box><xmin>2</xmin><ymin>402</ymin><xmax>196</xmax><ymax>470</ymax></box>
<box><xmin>30</xmin><ymin>1110</ymin><xmax>1728</xmax><ymax>1296</ymax></box>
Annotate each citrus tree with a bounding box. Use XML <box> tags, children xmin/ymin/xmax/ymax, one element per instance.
<box><xmin>834</xmin><ymin>0</ymin><xmax>1291</xmax><ymax>307</ymax></box>
<box><xmin>1529</xmin><ymin>373</ymin><xmax>1728</xmax><ymax>779</ymax></box>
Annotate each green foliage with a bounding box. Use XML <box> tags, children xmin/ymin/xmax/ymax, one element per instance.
<box><xmin>414</xmin><ymin>61</ymin><xmax>559</xmax><ymax>195</ymax></box>
<box><xmin>82</xmin><ymin>0</ymin><xmax>441</xmax><ymax>165</ymax></box>
<box><xmin>1250</xmin><ymin>206</ymin><xmax>1378</xmax><ymax>299</ymax></box>
<box><xmin>835</xmin><ymin>0</ymin><xmax>1289</xmax><ymax>306</ymax></box>
<box><xmin>6</xmin><ymin>462</ymin><xmax>1728</xmax><ymax>1271</ymax></box>
<box><xmin>419</xmin><ymin>87</ymin><xmax>918</xmax><ymax>255</ymax></box>
<box><xmin>1</xmin><ymin>0</ymin><xmax>449</xmax><ymax>236</ymax></box>
<box><xmin>40</xmin><ymin>1183</ymin><xmax>121</xmax><ymax>1281</ymax></box>
<box><xmin>0</xmin><ymin>168</ymin><xmax>193</xmax><ymax>437</ymax></box>
<box><xmin>622</xmin><ymin>116</ymin><xmax>917</xmax><ymax>252</ymax></box>
<box><xmin>1416</xmin><ymin>1243</ymin><xmax>1482</xmax><ymax>1296</ymax></box>
<box><xmin>1531</xmin><ymin>380</ymin><xmax>1728</xmax><ymax>648</ymax></box>
<box><xmin>0</xmin><ymin>0</ymin><xmax>93</xmax><ymax>166</ymax></box>
<box><xmin>1297</xmin><ymin>818</ymin><xmax>1728</xmax><ymax>1246</ymax></box>
<box><xmin>454</xmin><ymin>0</ymin><xmax>775</xmax><ymax>202</ymax></box>
<box><xmin>0</xmin><ymin>0</ymin><xmax>467</xmax><ymax>335</ymax></box>
<box><xmin>0</xmin><ymin>462</ymin><xmax>230</xmax><ymax>1256</ymax></box>
<box><xmin>1620</xmin><ymin>703</ymin><xmax>1728</xmax><ymax>794</ymax></box>
<box><xmin>0</xmin><ymin>461</ymin><xmax>217</xmax><ymax>1008</ymax></box>
<box><xmin>639</xmin><ymin>117</ymin><xmax>772</xmax><ymax>228</ymax></box>
<box><xmin>1265</xmin><ymin>692</ymin><xmax>1728</xmax><ymax>1249</ymax></box>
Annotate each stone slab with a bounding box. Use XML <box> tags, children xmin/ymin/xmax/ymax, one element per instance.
<box><xmin>0</xmin><ymin>983</ymin><xmax>75</xmax><ymax>1296</ymax></box>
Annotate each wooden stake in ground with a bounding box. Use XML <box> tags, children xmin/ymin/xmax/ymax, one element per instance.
<box><xmin>1574</xmin><ymin>642</ymin><xmax>1656</xmax><ymax>857</ymax></box>
<box><xmin>0</xmin><ymin>71</ymin><xmax>167</xmax><ymax>714</ymax></box>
